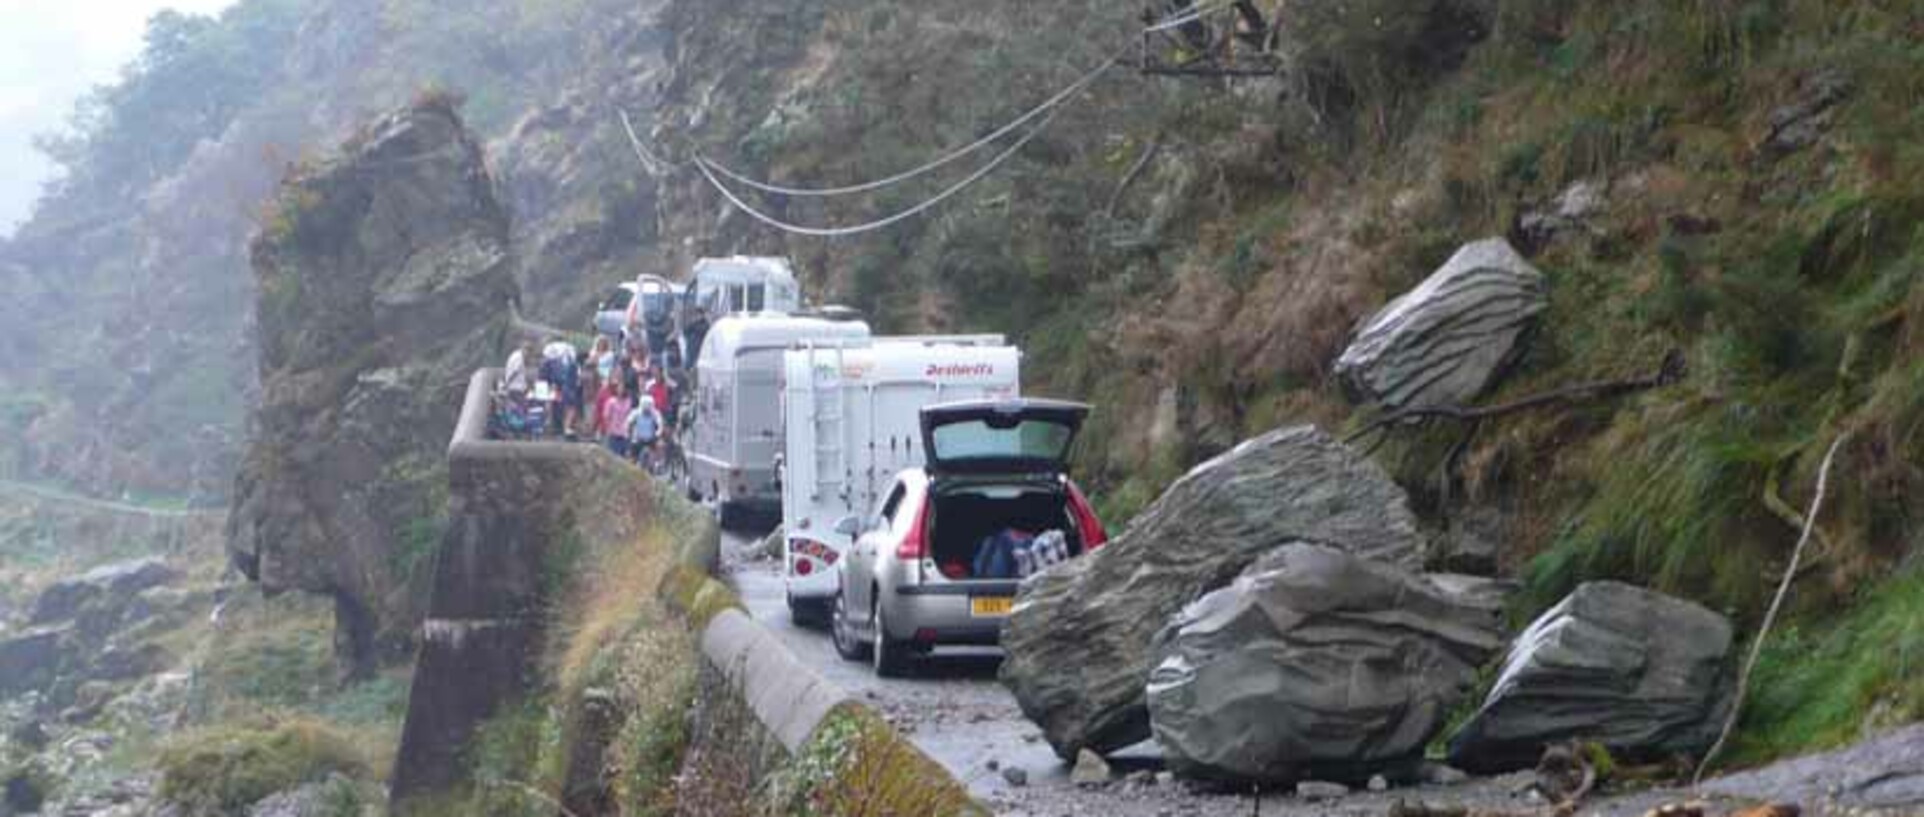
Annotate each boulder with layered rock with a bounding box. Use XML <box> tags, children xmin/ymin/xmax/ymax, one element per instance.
<box><xmin>1334</xmin><ymin>237</ymin><xmax>1546</xmax><ymax>411</ymax></box>
<box><xmin>1146</xmin><ymin>543</ymin><xmax>1506</xmax><ymax>784</ymax></box>
<box><xmin>1448</xmin><ymin>581</ymin><xmax>1734</xmax><ymax>773</ymax></box>
<box><xmin>225</xmin><ymin>97</ymin><xmax>519</xmax><ymax>676</ymax></box>
<box><xmin>1000</xmin><ymin>425</ymin><xmax>1424</xmax><ymax>759</ymax></box>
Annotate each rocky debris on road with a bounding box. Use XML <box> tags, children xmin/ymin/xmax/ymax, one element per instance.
<box><xmin>1703</xmin><ymin>722</ymin><xmax>1924</xmax><ymax>812</ymax></box>
<box><xmin>1001</xmin><ymin>766</ymin><xmax>1029</xmax><ymax>787</ymax></box>
<box><xmin>1449</xmin><ymin>581</ymin><xmax>1734</xmax><ymax>773</ymax></box>
<box><xmin>1334</xmin><ymin>237</ymin><xmax>1546</xmax><ymax>411</ymax></box>
<box><xmin>1073</xmin><ymin>749</ymin><xmax>1114</xmax><ymax>787</ymax></box>
<box><xmin>1002</xmin><ymin>425</ymin><xmax>1424</xmax><ymax>759</ymax></box>
<box><xmin>1145</xmin><ymin>544</ymin><xmax>1505</xmax><ymax>785</ymax></box>
<box><xmin>753</xmin><ymin>526</ymin><xmax>784</xmax><ymax>560</ymax></box>
<box><xmin>1296</xmin><ymin>780</ymin><xmax>1350</xmax><ymax>800</ymax></box>
<box><xmin>29</xmin><ymin>558</ymin><xmax>180</xmax><ymax>625</ymax></box>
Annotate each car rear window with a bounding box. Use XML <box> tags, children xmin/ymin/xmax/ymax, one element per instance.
<box><xmin>603</xmin><ymin>287</ymin><xmax>633</xmax><ymax>310</ymax></box>
<box><xmin>931</xmin><ymin>419</ymin><xmax>1074</xmax><ymax>464</ymax></box>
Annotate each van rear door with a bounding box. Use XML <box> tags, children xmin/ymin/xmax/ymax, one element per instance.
<box><xmin>919</xmin><ymin>399</ymin><xmax>1088</xmax><ymax>477</ymax></box>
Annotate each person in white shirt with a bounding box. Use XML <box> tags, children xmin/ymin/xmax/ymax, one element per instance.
<box><xmin>503</xmin><ymin>341</ymin><xmax>535</xmax><ymax>397</ymax></box>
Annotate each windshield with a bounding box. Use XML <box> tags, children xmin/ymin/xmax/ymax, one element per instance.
<box><xmin>930</xmin><ymin>419</ymin><xmax>1074</xmax><ymax>466</ymax></box>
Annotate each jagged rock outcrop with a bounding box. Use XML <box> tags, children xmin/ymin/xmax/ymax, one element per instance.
<box><xmin>0</xmin><ymin>627</ymin><xmax>70</xmax><ymax>696</ymax></box>
<box><xmin>1001</xmin><ymin>425</ymin><xmax>1423</xmax><ymax>759</ymax></box>
<box><xmin>1448</xmin><ymin>581</ymin><xmax>1735</xmax><ymax>773</ymax></box>
<box><xmin>1145</xmin><ymin>543</ymin><xmax>1505</xmax><ymax>784</ymax></box>
<box><xmin>29</xmin><ymin>558</ymin><xmax>179</xmax><ymax>626</ymax></box>
<box><xmin>1334</xmin><ymin>237</ymin><xmax>1546</xmax><ymax>410</ymax></box>
<box><xmin>226</xmin><ymin>98</ymin><xmax>518</xmax><ymax>676</ymax></box>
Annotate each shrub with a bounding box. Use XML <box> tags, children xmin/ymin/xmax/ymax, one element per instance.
<box><xmin>156</xmin><ymin>717</ymin><xmax>369</xmax><ymax>816</ymax></box>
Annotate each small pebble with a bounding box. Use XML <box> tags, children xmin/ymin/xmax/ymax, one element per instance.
<box><xmin>1155</xmin><ymin>771</ymin><xmax>1176</xmax><ymax>787</ymax></box>
<box><xmin>1368</xmin><ymin>774</ymin><xmax>1389</xmax><ymax>792</ymax></box>
<box><xmin>1297</xmin><ymin>780</ymin><xmax>1350</xmax><ymax>800</ymax></box>
<box><xmin>1001</xmin><ymin>766</ymin><xmax>1029</xmax><ymax>787</ymax></box>
<box><xmin>985</xmin><ymin>758</ymin><xmax>1000</xmax><ymax>772</ymax></box>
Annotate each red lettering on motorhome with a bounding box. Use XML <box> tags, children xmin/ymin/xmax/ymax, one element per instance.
<box><xmin>926</xmin><ymin>363</ymin><xmax>994</xmax><ymax>378</ymax></box>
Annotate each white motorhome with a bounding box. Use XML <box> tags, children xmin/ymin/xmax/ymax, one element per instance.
<box><xmin>689</xmin><ymin>314</ymin><xmax>871</xmax><ymax>527</ymax></box>
<box><xmin>779</xmin><ymin>336</ymin><xmax>1021</xmax><ymax>623</ymax></box>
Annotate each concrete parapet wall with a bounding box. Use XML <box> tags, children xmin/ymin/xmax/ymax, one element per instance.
<box><xmin>394</xmin><ymin>368</ymin><xmax>981</xmax><ymax>813</ymax></box>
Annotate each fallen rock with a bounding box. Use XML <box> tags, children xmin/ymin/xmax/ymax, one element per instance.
<box><xmin>1417</xmin><ymin>762</ymin><xmax>1469</xmax><ymax>786</ymax></box>
<box><xmin>1333</xmin><ymin>237</ymin><xmax>1546</xmax><ymax>411</ymax></box>
<box><xmin>1368</xmin><ymin>774</ymin><xmax>1390</xmax><ymax>792</ymax></box>
<box><xmin>30</xmin><ymin>559</ymin><xmax>179</xmax><ymax>625</ymax></box>
<box><xmin>1296</xmin><ymin>780</ymin><xmax>1349</xmax><ymax>800</ymax></box>
<box><xmin>1002</xmin><ymin>425</ymin><xmax>1424</xmax><ymax>758</ymax></box>
<box><xmin>1145</xmin><ymin>544</ymin><xmax>1504</xmax><ymax>784</ymax></box>
<box><xmin>1072</xmin><ymin>749</ymin><xmax>1113</xmax><ymax>786</ymax></box>
<box><xmin>0</xmin><ymin>626</ymin><xmax>72</xmax><ymax>696</ymax></box>
<box><xmin>1448</xmin><ymin>581</ymin><xmax>1733</xmax><ymax>773</ymax></box>
<box><xmin>1000</xmin><ymin>766</ymin><xmax>1028</xmax><ymax>788</ymax></box>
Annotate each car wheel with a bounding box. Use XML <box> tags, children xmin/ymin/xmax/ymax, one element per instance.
<box><xmin>872</xmin><ymin>596</ymin><xmax>911</xmax><ymax>678</ymax></box>
<box><xmin>787</xmin><ymin>593</ymin><xmax>830</xmax><ymax>628</ymax></box>
<box><xmin>832</xmin><ymin>591</ymin><xmax>868</xmax><ymax>661</ymax></box>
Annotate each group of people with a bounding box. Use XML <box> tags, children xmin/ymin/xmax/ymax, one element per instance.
<box><xmin>501</xmin><ymin>334</ymin><xmax>681</xmax><ymax>470</ymax></box>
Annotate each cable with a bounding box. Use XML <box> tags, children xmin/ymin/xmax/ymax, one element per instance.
<box><xmin>698</xmin><ymin>51</ymin><xmax>1122</xmax><ymax>198</ymax></box>
<box><xmin>692</xmin><ymin>103</ymin><xmax>1065</xmax><ymax>237</ymax></box>
<box><xmin>619</xmin><ymin>108</ymin><xmax>676</xmax><ymax>176</ymax></box>
<box><xmin>1143</xmin><ymin>0</ymin><xmax>1232</xmax><ymax>34</ymax></box>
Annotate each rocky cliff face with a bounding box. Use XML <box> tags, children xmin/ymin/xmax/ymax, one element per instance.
<box><xmin>226</xmin><ymin>98</ymin><xmax>517</xmax><ymax>675</ymax></box>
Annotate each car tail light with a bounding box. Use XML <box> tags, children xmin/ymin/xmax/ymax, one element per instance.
<box><xmin>1068</xmin><ymin>482</ymin><xmax>1108</xmax><ymax>551</ymax></box>
<box><xmin>895</xmin><ymin>498</ymin><xmax>931</xmax><ymax>560</ymax></box>
<box><xmin>793</xmin><ymin>557</ymin><xmax>813</xmax><ymax>577</ymax></box>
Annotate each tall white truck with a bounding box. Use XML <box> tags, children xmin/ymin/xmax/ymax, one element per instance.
<box><xmin>688</xmin><ymin>314</ymin><xmax>872</xmax><ymax>528</ymax></box>
<box><xmin>779</xmin><ymin>336</ymin><xmax>1020</xmax><ymax>623</ymax></box>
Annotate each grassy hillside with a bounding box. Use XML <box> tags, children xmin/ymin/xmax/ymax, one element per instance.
<box><xmin>649</xmin><ymin>0</ymin><xmax>1924</xmax><ymax>766</ymax></box>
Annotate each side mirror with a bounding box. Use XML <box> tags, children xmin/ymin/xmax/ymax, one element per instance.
<box><xmin>833</xmin><ymin>516</ymin><xmax>863</xmax><ymax>537</ymax></box>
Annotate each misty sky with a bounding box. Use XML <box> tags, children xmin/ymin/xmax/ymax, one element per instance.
<box><xmin>0</xmin><ymin>0</ymin><xmax>236</xmax><ymax>236</ymax></box>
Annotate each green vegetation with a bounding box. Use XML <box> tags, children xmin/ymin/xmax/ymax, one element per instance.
<box><xmin>1733</xmin><ymin>565</ymin><xmax>1924</xmax><ymax>763</ymax></box>
<box><xmin>156</xmin><ymin>716</ymin><xmax>372</xmax><ymax>816</ymax></box>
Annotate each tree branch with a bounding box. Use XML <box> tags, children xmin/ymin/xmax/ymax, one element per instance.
<box><xmin>1343</xmin><ymin>350</ymin><xmax>1687</xmax><ymax>446</ymax></box>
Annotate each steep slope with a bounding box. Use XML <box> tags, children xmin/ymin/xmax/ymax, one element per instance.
<box><xmin>226</xmin><ymin>97</ymin><xmax>517</xmax><ymax>676</ymax></box>
<box><xmin>0</xmin><ymin>0</ymin><xmax>648</xmax><ymax>498</ymax></box>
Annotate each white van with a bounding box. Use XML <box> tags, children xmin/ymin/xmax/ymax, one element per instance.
<box><xmin>689</xmin><ymin>314</ymin><xmax>871</xmax><ymax>527</ymax></box>
<box><xmin>689</xmin><ymin>256</ymin><xmax>802</xmax><ymax>316</ymax></box>
<box><xmin>779</xmin><ymin>336</ymin><xmax>1020</xmax><ymax>623</ymax></box>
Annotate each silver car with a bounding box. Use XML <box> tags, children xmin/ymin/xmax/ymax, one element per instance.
<box><xmin>830</xmin><ymin>399</ymin><xmax>1109</xmax><ymax>676</ymax></box>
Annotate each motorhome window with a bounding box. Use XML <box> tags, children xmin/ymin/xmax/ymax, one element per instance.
<box><xmin>932</xmin><ymin>420</ymin><xmax>1074</xmax><ymax>463</ymax></box>
<box><xmin>729</xmin><ymin>284</ymin><xmax>747</xmax><ymax>312</ymax></box>
<box><xmin>747</xmin><ymin>283</ymin><xmax>766</xmax><ymax>312</ymax></box>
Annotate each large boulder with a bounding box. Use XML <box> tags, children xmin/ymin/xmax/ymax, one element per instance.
<box><xmin>225</xmin><ymin>97</ymin><xmax>519</xmax><ymax>676</ymax></box>
<box><xmin>1334</xmin><ymin>237</ymin><xmax>1546</xmax><ymax>410</ymax></box>
<box><xmin>0</xmin><ymin>626</ymin><xmax>72</xmax><ymax>696</ymax></box>
<box><xmin>29</xmin><ymin>558</ymin><xmax>179</xmax><ymax>625</ymax></box>
<box><xmin>1001</xmin><ymin>425</ymin><xmax>1423</xmax><ymax>758</ymax></box>
<box><xmin>1146</xmin><ymin>543</ymin><xmax>1505</xmax><ymax>784</ymax></box>
<box><xmin>1448</xmin><ymin>581</ymin><xmax>1734</xmax><ymax>773</ymax></box>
